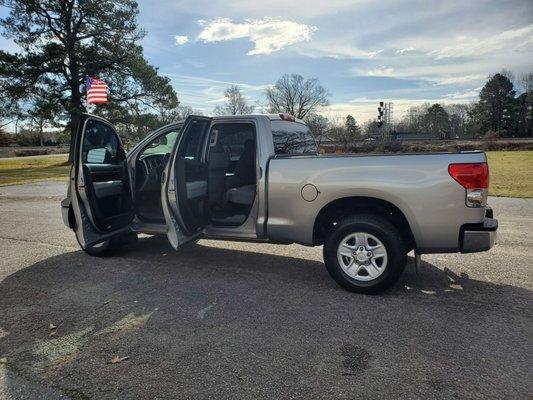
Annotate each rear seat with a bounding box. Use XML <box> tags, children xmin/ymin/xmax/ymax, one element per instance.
<box><xmin>226</xmin><ymin>185</ymin><xmax>255</xmax><ymax>205</ymax></box>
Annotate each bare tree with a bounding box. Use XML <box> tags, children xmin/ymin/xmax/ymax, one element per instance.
<box><xmin>327</xmin><ymin>115</ymin><xmax>361</xmax><ymax>151</ymax></box>
<box><xmin>363</xmin><ymin>119</ymin><xmax>381</xmax><ymax>137</ymax></box>
<box><xmin>519</xmin><ymin>72</ymin><xmax>533</xmax><ymax>94</ymax></box>
<box><xmin>445</xmin><ymin>104</ymin><xmax>470</xmax><ymax>138</ymax></box>
<box><xmin>516</xmin><ymin>72</ymin><xmax>533</xmax><ymax>137</ymax></box>
<box><xmin>305</xmin><ymin>113</ymin><xmax>330</xmax><ymax>146</ymax></box>
<box><xmin>213</xmin><ymin>85</ymin><xmax>254</xmax><ymax>116</ymax></box>
<box><xmin>266</xmin><ymin>74</ymin><xmax>330</xmax><ymax>119</ymax></box>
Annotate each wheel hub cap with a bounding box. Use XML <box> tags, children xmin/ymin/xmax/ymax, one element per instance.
<box><xmin>355</xmin><ymin>250</ymin><xmax>370</xmax><ymax>263</ymax></box>
<box><xmin>337</xmin><ymin>232</ymin><xmax>388</xmax><ymax>282</ymax></box>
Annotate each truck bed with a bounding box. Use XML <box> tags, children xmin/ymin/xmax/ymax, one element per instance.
<box><xmin>266</xmin><ymin>151</ymin><xmax>488</xmax><ymax>252</ymax></box>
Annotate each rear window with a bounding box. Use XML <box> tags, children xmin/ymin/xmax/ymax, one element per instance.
<box><xmin>271</xmin><ymin>121</ymin><xmax>318</xmax><ymax>155</ymax></box>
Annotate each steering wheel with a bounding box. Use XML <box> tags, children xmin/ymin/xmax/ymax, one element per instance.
<box><xmin>137</xmin><ymin>153</ymin><xmax>171</xmax><ymax>193</ymax></box>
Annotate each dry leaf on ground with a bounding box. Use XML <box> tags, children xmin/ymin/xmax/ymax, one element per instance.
<box><xmin>108</xmin><ymin>355</ymin><xmax>130</xmax><ymax>364</ymax></box>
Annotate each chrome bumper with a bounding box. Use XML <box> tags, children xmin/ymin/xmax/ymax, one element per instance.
<box><xmin>461</xmin><ymin>217</ymin><xmax>498</xmax><ymax>253</ymax></box>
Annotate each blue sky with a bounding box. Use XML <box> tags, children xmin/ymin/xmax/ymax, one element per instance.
<box><xmin>2</xmin><ymin>0</ymin><xmax>533</xmax><ymax>122</ymax></box>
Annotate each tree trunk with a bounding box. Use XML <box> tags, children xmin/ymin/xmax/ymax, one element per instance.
<box><xmin>68</xmin><ymin>64</ymin><xmax>84</xmax><ymax>163</ymax></box>
<box><xmin>39</xmin><ymin>119</ymin><xmax>44</xmax><ymax>146</ymax></box>
<box><xmin>69</xmin><ymin>108</ymin><xmax>81</xmax><ymax>163</ymax></box>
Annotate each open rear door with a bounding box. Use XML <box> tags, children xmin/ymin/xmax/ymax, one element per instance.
<box><xmin>161</xmin><ymin>115</ymin><xmax>212</xmax><ymax>249</ymax></box>
<box><xmin>70</xmin><ymin>114</ymin><xmax>134</xmax><ymax>247</ymax></box>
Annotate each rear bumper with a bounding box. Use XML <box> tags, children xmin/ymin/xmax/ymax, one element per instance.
<box><xmin>460</xmin><ymin>215</ymin><xmax>498</xmax><ymax>253</ymax></box>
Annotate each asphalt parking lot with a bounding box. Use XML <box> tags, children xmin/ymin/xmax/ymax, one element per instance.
<box><xmin>0</xmin><ymin>182</ymin><xmax>531</xmax><ymax>399</ymax></box>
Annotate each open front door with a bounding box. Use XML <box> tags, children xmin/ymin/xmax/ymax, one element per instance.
<box><xmin>70</xmin><ymin>114</ymin><xmax>134</xmax><ymax>247</ymax></box>
<box><xmin>161</xmin><ymin>115</ymin><xmax>212</xmax><ymax>249</ymax></box>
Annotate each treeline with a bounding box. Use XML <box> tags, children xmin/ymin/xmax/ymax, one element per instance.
<box><xmin>215</xmin><ymin>71</ymin><xmax>533</xmax><ymax>149</ymax></box>
<box><xmin>0</xmin><ymin>105</ymin><xmax>198</xmax><ymax>149</ymax></box>
<box><xmin>391</xmin><ymin>72</ymin><xmax>533</xmax><ymax>139</ymax></box>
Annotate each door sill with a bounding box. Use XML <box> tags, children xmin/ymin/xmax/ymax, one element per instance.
<box><xmin>203</xmin><ymin>234</ymin><xmax>269</xmax><ymax>243</ymax></box>
<box><xmin>130</xmin><ymin>221</ymin><xmax>168</xmax><ymax>235</ymax></box>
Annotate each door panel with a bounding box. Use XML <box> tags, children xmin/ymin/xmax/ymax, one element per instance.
<box><xmin>162</xmin><ymin>116</ymin><xmax>212</xmax><ymax>249</ymax></box>
<box><xmin>71</xmin><ymin>114</ymin><xmax>134</xmax><ymax>247</ymax></box>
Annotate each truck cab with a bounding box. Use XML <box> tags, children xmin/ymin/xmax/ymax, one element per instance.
<box><xmin>63</xmin><ymin>113</ymin><xmax>307</xmax><ymax>252</ymax></box>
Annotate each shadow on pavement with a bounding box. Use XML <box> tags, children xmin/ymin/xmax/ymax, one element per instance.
<box><xmin>0</xmin><ymin>235</ymin><xmax>531</xmax><ymax>399</ymax></box>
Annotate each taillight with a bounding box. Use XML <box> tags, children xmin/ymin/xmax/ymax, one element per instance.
<box><xmin>448</xmin><ymin>162</ymin><xmax>489</xmax><ymax>207</ymax></box>
<box><xmin>448</xmin><ymin>163</ymin><xmax>489</xmax><ymax>189</ymax></box>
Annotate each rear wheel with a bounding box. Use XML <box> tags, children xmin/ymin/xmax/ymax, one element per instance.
<box><xmin>323</xmin><ymin>214</ymin><xmax>406</xmax><ymax>294</ymax></box>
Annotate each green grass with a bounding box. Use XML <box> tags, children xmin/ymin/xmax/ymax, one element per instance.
<box><xmin>0</xmin><ymin>154</ymin><xmax>70</xmax><ymax>186</ymax></box>
<box><xmin>486</xmin><ymin>150</ymin><xmax>533</xmax><ymax>198</ymax></box>
<box><xmin>0</xmin><ymin>151</ymin><xmax>531</xmax><ymax>198</ymax></box>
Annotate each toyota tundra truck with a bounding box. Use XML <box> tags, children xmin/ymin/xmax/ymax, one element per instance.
<box><xmin>62</xmin><ymin>113</ymin><xmax>498</xmax><ymax>293</ymax></box>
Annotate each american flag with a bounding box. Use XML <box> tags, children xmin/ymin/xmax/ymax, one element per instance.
<box><xmin>86</xmin><ymin>76</ymin><xmax>108</xmax><ymax>104</ymax></box>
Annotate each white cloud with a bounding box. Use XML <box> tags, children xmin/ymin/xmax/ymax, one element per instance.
<box><xmin>174</xmin><ymin>35</ymin><xmax>189</xmax><ymax>45</ymax></box>
<box><xmin>435</xmin><ymin>75</ymin><xmax>486</xmax><ymax>86</ymax></box>
<box><xmin>352</xmin><ymin>62</ymin><xmax>498</xmax><ymax>86</ymax></box>
<box><xmin>296</xmin><ymin>42</ymin><xmax>382</xmax><ymax>60</ymax></box>
<box><xmin>163</xmin><ymin>73</ymin><xmax>271</xmax><ymax>112</ymax></box>
<box><xmin>396</xmin><ymin>47</ymin><xmax>415</xmax><ymax>54</ymax></box>
<box><xmin>443</xmin><ymin>87</ymin><xmax>482</xmax><ymax>100</ymax></box>
<box><xmin>430</xmin><ymin>25</ymin><xmax>533</xmax><ymax>59</ymax></box>
<box><xmin>353</xmin><ymin>66</ymin><xmax>395</xmax><ymax>77</ymax></box>
<box><xmin>197</xmin><ymin>17</ymin><xmax>317</xmax><ymax>55</ymax></box>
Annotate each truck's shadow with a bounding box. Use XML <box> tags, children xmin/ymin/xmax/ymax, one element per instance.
<box><xmin>0</xmin><ymin>235</ymin><xmax>531</xmax><ymax>398</ymax></box>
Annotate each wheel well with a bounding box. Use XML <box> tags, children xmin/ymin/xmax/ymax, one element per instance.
<box><xmin>312</xmin><ymin>197</ymin><xmax>415</xmax><ymax>249</ymax></box>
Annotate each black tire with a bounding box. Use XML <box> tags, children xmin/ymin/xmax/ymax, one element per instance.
<box><xmin>323</xmin><ymin>214</ymin><xmax>407</xmax><ymax>294</ymax></box>
<box><xmin>75</xmin><ymin>231</ymin><xmax>138</xmax><ymax>257</ymax></box>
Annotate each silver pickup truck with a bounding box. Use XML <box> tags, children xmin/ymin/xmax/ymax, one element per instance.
<box><xmin>62</xmin><ymin>113</ymin><xmax>497</xmax><ymax>293</ymax></box>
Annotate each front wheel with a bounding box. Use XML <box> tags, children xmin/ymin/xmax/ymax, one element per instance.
<box><xmin>323</xmin><ymin>214</ymin><xmax>407</xmax><ymax>294</ymax></box>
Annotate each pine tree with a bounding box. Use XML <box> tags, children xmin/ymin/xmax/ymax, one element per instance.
<box><xmin>477</xmin><ymin>73</ymin><xmax>516</xmax><ymax>133</ymax></box>
<box><xmin>0</xmin><ymin>0</ymin><xmax>178</xmax><ymax>158</ymax></box>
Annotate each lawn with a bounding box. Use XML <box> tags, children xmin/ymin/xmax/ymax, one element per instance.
<box><xmin>0</xmin><ymin>154</ymin><xmax>70</xmax><ymax>186</ymax></box>
<box><xmin>0</xmin><ymin>150</ymin><xmax>531</xmax><ymax>198</ymax></box>
<box><xmin>486</xmin><ymin>150</ymin><xmax>533</xmax><ymax>198</ymax></box>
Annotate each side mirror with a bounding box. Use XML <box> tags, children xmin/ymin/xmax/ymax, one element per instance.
<box><xmin>86</xmin><ymin>147</ymin><xmax>107</xmax><ymax>164</ymax></box>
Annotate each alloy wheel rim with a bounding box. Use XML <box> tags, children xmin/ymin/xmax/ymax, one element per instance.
<box><xmin>337</xmin><ymin>232</ymin><xmax>388</xmax><ymax>281</ymax></box>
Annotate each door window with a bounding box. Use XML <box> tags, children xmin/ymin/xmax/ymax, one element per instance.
<box><xmin>180</xmin><ymin>119</ymin><xmax>210</xmax><ymax>161</ymax></box>
<box><xmin>82</xmin><ymin>119</ymin><xmax>122</xmax><ymax>165</ymax></box>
